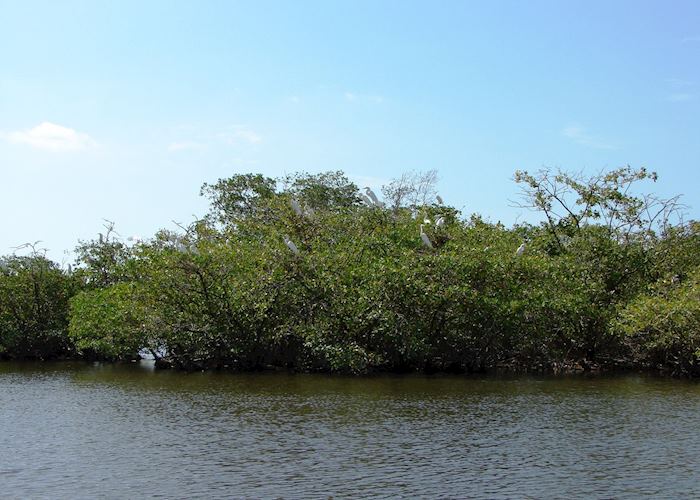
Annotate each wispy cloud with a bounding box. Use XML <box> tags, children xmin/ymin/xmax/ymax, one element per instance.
<box><xmin>666</xmin><ymin>78</ymin><xmax>694</xmax><ymax>88</ymax></box>
<box><xmin>682</xmin><ymin>35</ymin><xmax>700</xmax><ymax>43</ymax></box>
<box><xmin>229</xmin><ymin>157</ymin><xmax>259</xmax><ymax>166</ymax></box>
<box><xmin>168</xmin><ymin>141</ymin><xmax>207</xmax><ymax>152</ymax></box>
<box><xmin>561</xmin><ymin>124</ymin><xmax>615</xmax><ymax>150</ymax></box>
<box><xmin>664</xmin><ymin>78</ymin><xmax>696</xmax><ymax>103</ymax></box>
<box><xmin>344</xmin><ymin>91</ymin><xmax>384</xmax><ymax>104</ymax></box>
<box><xmin>667</xmin><ymin>93</ymin><xmax>695</xmax><ymax>102</ymax></box>
<box><xmin>218</xmin><ymin>127</ymin><xmax>263</xmax><ymax>145</ymax></box>
<box><xmin>2</xmin><ymin>122</ymin><xmax>96</xmax><ymax>152</ymax></box>
<box><xmin>350</xmin><ymin>174</ymin><xmax>390</xmax><ymax>190</ymax></box>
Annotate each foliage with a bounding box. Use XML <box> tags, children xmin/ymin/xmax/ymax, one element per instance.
<box><xmin>617</xmin><ymin>267</ymin><xmax>700</xmax><ymax>376</ymax></box>
<box><xmin>69</xmin><ymin>282</ymin><xmax>148</xmax><ymax>360</ymax></box>
<box><xmin>0</xmin><ymin>254</ymin><xmax>77</xmax><ymax>359</ymax></box>
<box><xmin>3</xmin><ymin>167</ymin><xmax>699</xmax><ymax>376</ymax></box>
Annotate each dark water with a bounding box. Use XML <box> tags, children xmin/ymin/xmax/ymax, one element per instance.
<box><xmin>2</xmin><ymin>362</ymin><xmax>700</xmax><ymax>499</ymax></box>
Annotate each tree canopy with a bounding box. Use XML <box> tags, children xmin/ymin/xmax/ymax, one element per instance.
<box><xmin>1</xmin><ymin>167</ymin><xmax>699</xmax><ymax>376</ymax></box>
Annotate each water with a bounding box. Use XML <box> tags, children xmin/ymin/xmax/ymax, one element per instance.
<box><xmin>1</xmin><ymin>362</ymin><xmax>700</xmax><ymax>499</ymax></box>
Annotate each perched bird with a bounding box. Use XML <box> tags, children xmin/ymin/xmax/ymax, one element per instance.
<box><xmin>423</xmin><ymin>218</ymin><xmax>431</xmax><ymax>225</ymax></box>
<box><xmin>435</xmin><ymin>216</ymin><xmax>445</xmax><ymax>229</ymax></box>
<box><xmin>436</xmin><ymin>195</ymin><xmax>444</xmax><ymax>205</ymax></box>
<box><xmin>290</xmin><ymin>198</ymin><xmax>303</xmax><ymax>216</ymax></box>
<box><xmin>420</xmin><ymin>224</ymin><xmax>433</xmax><ymax>249</ymax></box>
<box><xmin>360</xmin><ymin>193</ymin><xmax>374</xmax><ymax>206</ymax></box>
<box><xmin>364</xmin><ymin>187</ymin><xmax>384</xmax><ymax>207</ymax></box>
<box><xmin>284</xmin><ymin>235</ymin><xmax>300</xmax><ymax>255</ymax></box>
<box><xmin>516</xmin><ymin>241</ymin><xmax>526</xmax><ymax>256</ymax></box>
<box><xmin>127</xmin><ymin>235</ymin><xmax>142</xmax><ymax>243</ymax></box>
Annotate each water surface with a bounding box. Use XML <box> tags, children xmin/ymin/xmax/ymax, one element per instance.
<box><xmin>1</xmin><ymin>361</ymin><xmax>699</xmax><ymax>498</ymax></box>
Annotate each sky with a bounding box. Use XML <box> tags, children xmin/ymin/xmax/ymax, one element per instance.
<box><xmin>1</xmin><ymin>0</ymin><xmax>699</xmax><ymax>262</ymax></box>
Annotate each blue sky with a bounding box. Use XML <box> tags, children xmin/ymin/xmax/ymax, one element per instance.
<box><xmin>1</xmin><ymin>0</ymin><xmax>699</xmax><ymax>262</ymax></box>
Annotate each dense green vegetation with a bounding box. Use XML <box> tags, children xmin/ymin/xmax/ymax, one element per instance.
<box><xmin>1</xmin><ymin>167</ymin><xmax>699</xmax><ymax>376</ymax></box>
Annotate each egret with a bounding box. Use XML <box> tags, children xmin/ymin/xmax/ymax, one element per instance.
<box><xmin>436</xmin><ymin>195</ymin><xmax>444</xmax><ymax>205</ymax></box>
<box><xmin>127</xmin><ymin>235</ymin><xmax>142</xmax><ymax>243</ymax></box>
<box><xmin>516</xmin><ymin>241</ymin><xmax>526</xmax><ymax>256</ymax></box>
<box><xmin>360</xmin><ymin>193</ymin><xmax>374</xmax><ymax>206</ymax></box>
<box><xmin>420</xmin><ymin>224</ymin><xmax>433</xmax><ymax>249</ymax></box>
<box><xmin>290</xmin><ymin>198</ymin><xmax>303</xmax><ymax>216</ymax></box>
<box><xmin>364</xmin><ymin>187</ymin><xmax>384</xmax><ymax>207</ymax></box>
<box><xmin>435</xmin><ymin>216</ymin><xmax>445</xmax><ymax>229</ymax></box>
<box><xmin>284</xmin><ymin>235</ymin><xmax>300</xmax><ymax>255</ymax></box>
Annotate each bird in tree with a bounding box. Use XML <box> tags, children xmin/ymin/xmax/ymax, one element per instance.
<box><xmin>364</xmin><ymin>187</ymin><xmax>384</xmax><ymax>207</ymax></box>
<box><xmin>360</xmin><ymin>192</ymin><xmax>374</xmax><ymax>206</ymax></box>
<box><xmin>516</xmin><ymin>241</ymin><xmax>526</xmax><ymax>256</ymax></box>
<box><xmin>436</xmin><ymin>194</ymin><xmax>444</xmax><ymax>205</ymax></box>
<box><xmin>435</xmin><ymin>216</ymin><xmax>445</xmax><ymax>229</ymax></box>
<box><xmin>420</xmin><ymin>224</ymin><xmax>433</xmax><ymax>249</ymax></box>
<box><xmin>284</xmin><ymin>235</ymin><xmax>300</xmax><ymax>255</ymax></box>
<box><xmin>290</xmin><ymin>198</ymin><xmax>303</xmax><ymax>216</ymax></box>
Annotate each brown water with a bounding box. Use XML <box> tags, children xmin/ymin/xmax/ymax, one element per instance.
<box><xmin>1</xmin><ymin>361</ymin><xmax>699</xmax><ymax>499</ymax></box>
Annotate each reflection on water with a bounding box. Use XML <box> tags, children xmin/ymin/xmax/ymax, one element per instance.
<box><xmin>1</xmin><ymin>361</ymin><xmax>699</xmax><ymax>498</ymax></box>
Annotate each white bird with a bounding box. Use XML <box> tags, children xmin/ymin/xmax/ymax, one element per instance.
<box><xmin>364</xmin><ymin>187</ymin><xmax>384</xmax><ymax>207</ymax></box>
<box><xmin>516</xmin><ymin>242</ymin><xmax>526</xmax><ymax>256</ymax></box>
<box><xmin>66</xmin><ymin>264</ymin><xmax>72</xmax><ymax>274</ymax></box>
<box><xmin>436</xmin><ymin>195</ymin><xmax>444</xmax><ymax>205</ymax></box>
<box><xmin>127</xmin><ymin>235</ymin><xmax>142</xmax><ymax>243</ymax></box>
<box><xmin>435</xmin><ymin>216</ymin><xmax>445</xmax><ymax>229</ymax></box>
<box><xmin>420</xmin><ymin>224</ymin><xmax>433</xmax><ymax>249</ymax></box>
<box><xmin>423</xmin><ymin>218</ymin><xmax>431</xmax><ymax>225</ymax></box>
<box><xmin>360</xmin><ymin>193</ymin><xmax>374</xmax><ymax>206</ymax></box>
<box><xmin>290</xmin><ymin>198</ymin><xmax>303</xmax><ymax>216</ymax></box>
<box><xmin>284</xmin><ymin>235</ymin><xmax>300</xmax><ymax>255</ymax></box>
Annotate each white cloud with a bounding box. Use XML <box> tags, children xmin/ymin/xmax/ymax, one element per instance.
<box><xmin>350</xmin><ymin>174</ymin><xmax>390</xmax><ymax>190</ymax></box>
<box><xmin>666</xmin><ymin>78</ymin><xmax>694</xmax><ymax>88</ymax></box>
<box><xmin>561</xmin><ymin>124</ymin><xmax>615</xmax><ymax>150</ymax></box>
<box><xmin>344</xmin><ymin>91</ymin><xmax>384</xmax><ymax>104</ymax></box>
<box><xmin>235</xmin><ymin>130</ymin><xmax>262</xmax><ymax>144</ymax></box>
<box><xmin>664</xmin><ymin>79</ymin><xmax>695</xmax><ymax>103</ymax></box>
<box><xmin>168</xmin><ymin>141</ymin><xmax>206</xmax><ymax>152</ymax></box>
<box><xmin>219</xmin><ymin>127</ymin><xmax>263</xmax><ymax>145</ymax></box>
<box><xmin>287</xmin><ymin>96</ymin><xmax>301</xmax><ymax>104</ymax></box>
<box><xmin>3</xmin><ymin>122</ymin><xmax>96</xmax><ymax>152</ymax></box>
<box><xmin>667</xmin><ymin>93</ymin><xmax>694</xmax><ymax>102</ymax></box>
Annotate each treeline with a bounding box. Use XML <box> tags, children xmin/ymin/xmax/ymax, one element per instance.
<box><xmin>1</xmin><ymin>168</ymin><xmax>699</xmax><ymax>376</ymax></box>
